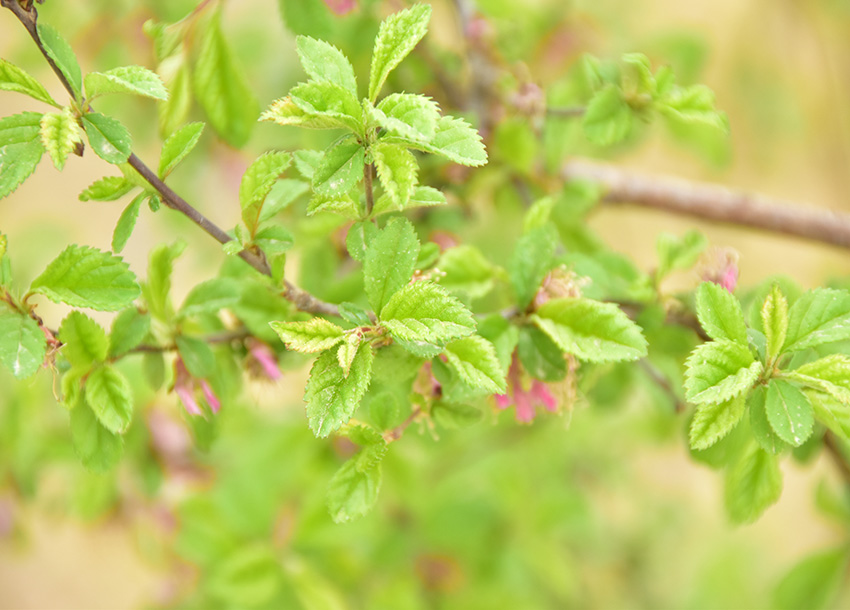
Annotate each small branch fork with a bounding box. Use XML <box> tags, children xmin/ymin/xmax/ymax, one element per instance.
<box><xmin>1</xmin><ymin>1</ymin><xmax>340</xmax><ymax>318</ymax></box>
<box><xmin>563</xmin><ymin>158</ymin><xmax>850</xmax><ymax>250</ymax></box>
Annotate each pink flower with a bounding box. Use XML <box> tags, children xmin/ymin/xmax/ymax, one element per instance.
<box><xmin>700</xmin><ymin>246</ymin><xmax>739</xmax><ymax>293</ymax></box>
<box><xmin>173</xmin><ymin>358</ymin><xmax>220</xmax><ymax>416</ymax></box>
<box><xmin>324</xmin><ymin>0</ymin><xmax>356</xmax><ymax>15</ymax></box>
<box><xmin>246</xmin><ymin>339</ymin><xmax>282</xmax><ymax>381</ymax></box>
<box><xmin>494</xmin><ymin>355</ymin><xmax>558</xmax><ymax>423</ymax></box>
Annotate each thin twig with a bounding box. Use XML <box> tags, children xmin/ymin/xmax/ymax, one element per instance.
<box><xmin>363</xmin><ymin>162</ymin><xmax>375</xmax><ymax>217</ymax></box>
<box><xmin>638</xmin><ymin>360</ymin><xmax>684</xmax><ymax>413</ymax></box>
<box><xmin>563</xmin><ymin>158</ymin><xmax>850</xmax><ymax>250</ymax></box>
<box><xmin>383</xmin><ymin>405</ymin><xmax>422</xmax><ymax>443</ymax></box>
<box><xmin>129</xmin><ymin>328</ymin><xmax>252</xmax><ymax>355</ymax></box>
<box><xmin>3</xmin><ymin>3</ymin><xmax>341</xmax><ymax>317</ymax></box>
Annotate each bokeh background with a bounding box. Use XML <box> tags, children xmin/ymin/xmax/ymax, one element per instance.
<box><xmin>2</xmin><ymin>0</ymin><xmax>850</xmax><ymax>608</ymax></box>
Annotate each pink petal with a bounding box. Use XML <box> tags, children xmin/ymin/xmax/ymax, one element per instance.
<box><xmin>494</xmin><ymin>393</ymin><xmax>512</xmax><ymax>409</ymax></box>
<box><xmin>513</xmin><ymin>389</ymin><xmax>535</xmax><ymax>423</ymax></box>
<box><xmin>199</xmin><ymin>380</ymin><xmax>221</xmax><ymax>414</ymax></box>
<box><xmin>324</xmin><ymin>0</ymin><xmax>356</xmax><ymax>15</ymax></box>
<box><xmin>531</xmin><ymin>381</ymin><xmax>558</xmax><ymax>412</ymax></box>
<box><xmin>176</xmin><ymin>385</ymin><xmax>203</xmax><ymax>416</ymax></box>
<box><xmin>719</xmin><ymin>266</ymin><xmax>739</xmax><ymax>293</ymax></box>
<box><xmin>250</xmin><ymin>341</ymin><xmax>282</xmax><ymax>381</ymax></box>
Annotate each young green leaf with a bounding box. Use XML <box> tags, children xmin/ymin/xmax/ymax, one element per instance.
<box><xmin>306</xmin><ymin>193</ymin><xmax>360</xmax><ymax>219</ymax></box>
<box><xmin>0</xmin><ymin>111</ymin><xmax>43</xmax><ymax>146</ymax></box>
<box><xmin>313</xmin><ymin>139</ymin><xmax>364</xmax><ymax>196</ymax></box>
<box><xmin>109</xmin><ymin>308</ymin><xmax>151</xmax><ymax>358</ymax></box>
<box><xmin>437</xmin><ymin>244</ymin><xmax>495</xmax><ymax>300</ymax></box>
<box><xmin>517</xmin><ymin>325</ymin><xmax>565</xmax><ymax>382</ymax></box>
<box><xmin>37</xmin><ymin>23</ymin><xmax>82</xmax><ymax>100</ymax></box>
<box><xmin>765</xmin><ymin>379</ymin><xmax>814</xmax><ymax>447</ymax></box>
<box><xmin>84</xmin><ymin>66</ymin><xmax>168</xmax><ymax>101</ymax></box>
<box><xmin>724</xmin><ymin>444</ymin><xmax>782</xmax><ymax>524</ymax></box>
<box><xmin>39</xmin><ymin>107</ymin><xmax>81</xmax><ymax>171</ymax></box>
<box><xmin>290</xmin><ymin>81</ymin><xmax>363</xmax><ymax>133</ymax></box>
<box><xmin>239</xmin><ymin>151</ymin><xmax>292</xmax><ymax>232</ymax></box>
<box><xmin>655</xmin><ymin>230</ymin><xmax>707</xmax><ymax>281</ymax></box>
<box><xmin>748</xmin><ymin>386</ymin><xmax>787</xmax><ymax>454</ymax></box>
<box><xmin>373</xmin><ymin>142</ymin><xmax>418</xmax><ymax>208</ymax></box>
<box><xmin>193</xmin><ymin>9</ymin><xmax>260</xmax><ymax>147</ymax></box>
<box><xmin>82</xmin><ymin>113</ymin><xmax>132</xmax><ymax>164</ymax></box>
<box><xmin>158</xmin><ymin>122</ymin><xmax>205</xmax><ymax>178</ymax></box>
<box><xmin>0</xmin><ymin>140</ymin><xmax>44</xmax><ymax>199</ymax></box>
<box><xmin>684</xmin><ymin>340</ymin><xmax>761</xmax><ymax>404</ymax></box>
<box><xmin>293</xmin><ymin>150</ymin><xmax>323</xmax><ymax>179</ymax></box>
<box><xmin>304</xmin><ymin>342</ymin><xmax>374</xmax><ymax>437</ymax></box>
<box><xmin>207</xmin><ymin>545</ymin><xmax>283</xmax><ymax>607</ymax></box>
<box><xmin>59</xmin><ymin>311</ymin><xmax>108</xmax><ymax>370</ymax></box>
<box><xmin>772</xmin><ymin>547</ymin><xmax>850</xmax><ymax>610</ymax></box>
<box><xmin>257</xmin><ymin>179</ymin><xmax>308</xmax><ymax>222</ymax></box>
<box><xmin>337</xmin><ymin>333</ymin><xmax>362</xmax><ymax>377</ymax></box>
<box><xmin>31</xmin><ymin>245</ymin><xmax>140</xmax><ymax>311</ymax></box>
<box><xmin>695</xmin><ymin>281</ymin><xmax>748</xmax><ymax>345</ymax></box>
<box><xmin>158</xmin><ymin>57</ymin><xmax>192</xmax><ymax>138</ymax></box>
<box><xmin>373</xmin><ymin>93</ymin><xmax>439</xmax><ymax>143</ymax></box>
<box><xmin>176</xmin><ymin>335</ymin><xmax>215</xmax><ymax>378</ymax></box>
<box><xmin>112</xmin><ymin>194</ymin><xmax>145</xmax><ymax>253</ymax></box>
<box><xmin>509</xmin><ymin>224</ymin><xmax>557</xmax><ymax>309</ymax></box>
<box><xmin>326</xmin><ymin>452</ymin><xmax>383</xmax><ymax>523</ymax></box>
<box><xmin>85</xmin><ymin>365</ymin><xmax>134</xmax><ymax>434</ymax></box>
<box><xmin>70</xmin><ymin>400</ymin><xmax>124</xmax><ymax>472</ymax></box>
<box><xmin>295</xmin><ymin>36</ymin><xmax>358</xmax><ymax>96</ymax></box>
<box><xmin>364</xmin><ymin>217</ymin><xmax>420</xmax><ymax>314</ymax></box>
<box><xmin>783</xmin><ymin>288</ymin><xmax>850</xmax><ymax>352</ymax></box>
<box><xmin>582</xmin><ymin>84</ymin><xmax>632</xmax><ymax>146</ymax></box>
<box><xmin>789</xmin><ymin>355</ymin><xmax>850</xmax><ymax>406</ymax></box>
<box><xmin>658</xmin><ymin>84</ymin><xmax>729</xmax><ymax>134</ymax></box>
<box><xmin>270</xmin><ymin>317</ymin><xmax>346</xmax><ymax>353</ymax></box>
<box><xmin>179</xmin><ymin>278</ymin><xmax>241</xmax><ymax>319</ymax></box>
<box><xmin>0</xmin><ymin>59</ymin><xmax>59</xmax><ymax>107</ymax></box>
<box><xmin>443</xmin><ymin>335</ymin><xmax>506</xmax><ymax>394</ymax></box>
<box><xmin>689</xmin><ymin>394</ymin><xmax>746</xmax><ymax>451</ymax></box>
<box><xmin>762</xmin><ymin>284</ymin><xmax>788</xmax><ymax>363</ymax></box>
<box><xmin>368</xmin><ymin>4</ymin><xmax>431</xmax><ymax>102</ymax></box>
<box><xmin>380</xmin><ymin>281</ymin><xmax>476</xmax><ymax>346</ymax></box>
<box><xmin>260</xmin><ymin>97</ymin><xmax>348</xmax><ymax>130</ymax></box>
<box><xmin>415</xmin><ymin>115</ymin><xmax>487</xmax><ymax>167</ymax></box>
<box><xmin>79</xmin><ymin>176</ymin><xmax>133</xmax><ymax>202</ymax></box>
<box><xmin>531</xmin><ymin>297</ymin><xmax>649</xmax><ymax>363</ymax></box>
<box><xmin>346</xmin><ymin>221</ymin><xmax>378</xmax><ymax>262</ymax></box>
<box><xmin>0</xmin><ymin>311</ymin><xmax>46</xmax><ymax>379</ymax></box>
<box><xmin>339</xmin><ymin>302</ymin><xmax>372</xmax><ymax>327</ymax></box>
<box><xmin>142</xmin><ymin>240</ymin><xmax>186</xmax><ymax>321</ymax></box>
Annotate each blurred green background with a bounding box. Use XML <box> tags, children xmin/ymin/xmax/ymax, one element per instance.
<box><xmin>2</xmin><ymin>0</ymin><xmax>850</xmax><ymax>608</ymax></box>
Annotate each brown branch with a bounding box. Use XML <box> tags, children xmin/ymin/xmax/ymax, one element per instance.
<box><xmin>2</xmin><ymin>3</ymin><xmax>340</xmax><ymax>318</ymax></box>
<box><xmin>383</xmin><ymin>405</ymin><xmax>422</xmax><ymax>443</ymax></box>
<box><xmin>129</xmin><ymin>328</ymin><xmax>252</xmax><ymax>355</ymax></box>
<box><xmin>363</xmin><ymin>162</ymin><xmax>374</xmax><ymax>217</ymax></box>
<box><xmin>638</xmin><ymin>360</ymin><xmax>684</xmax><ymax>413</ymax></box>
<box><xmin>563</xmin><ymin>158</ymin><xmax>850</xmax><ymax>250</ymax></box>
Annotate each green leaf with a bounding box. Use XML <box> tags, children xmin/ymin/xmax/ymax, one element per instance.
<box><xmin>193</xmin><ymin>9</ymin><xmax>259</xmax><ymax>147</ymax></box>
<box><xmin>176</xmin><ymin>335</ymin><xmax>215</xmax><ymax>378</ymax></box>
<box><xmin>257</xmin><ymin>179</ymin><xmax>308</xmax><ymax>223</ymax></box>
<box><xmin>179</xmin><ymin>278</ymin><xmax>241</xmax><ymax>319</ymax></box>
<box><xmin>158</xmin><ymin>56</ymin><xmax>192</xmax><ymax>138</ymax></box>
<box><xmin>59</xmin><ymin>311</ymin><xmax>108</xmax><ymax>370</ymax></box>
<box><xmin>304</xmin><ymin>342</ymin><xmax>374</xmax><ymax>437</ymax></box>
<box><xmin>313</xmin><ymin>138</ymin><xmax>365</xmax><ymax>197</ymax></box>
<box><xmin>725</xmin><ymin>444</ymin><xmax>782</xmax><ymax>524</ymax></box>
<box><xmin>443</xmin><ymin>336</ymin><xmax>506</xmax><ymax>394</ymax></box>
<box><xmin>70</xmin><ymin>400</ymin><xmax>124</xmax><ymax>472</ymax></box>
<box><xmin>689</xmin><ymin>394</ymin><xmax>746</xmax><ymax>450</ymax></box>
<box><xmin>82</xmin><ymin>113</ymin><xmax>132</xmax><ymax>164</ymax></box>
<box><xmin>293</xmin><ymin>150</ymin><xmax>323</xmax><ymax>179</ymax></box>
<box><xmin>295</xmin><ymin>36</ymin><xmax>358</xmax><ymax>96</ymax></box>
<box><xmin>436</xmin><ymin>244</ymin><xmax>495</xmax><ymax>300</ymax></box>
<box><xmin>84</xmin><ymin>66</ymin><xmax>168</xmax><ymax>101</ymax></box>
<box><xmin>373</xmin><ymin>142</ymin><xmax>417</xmax><ymax>208</ymax></box>
<box><xmin>290</xmin><ymin>81</ymin><xmax>363</xmax><ymax>133</ymax></box>
<box><xmin>517</xmin><ymin>325</ymin><xmax>566</xmax><ymax>382</ymax></box>
<box><xmin>346</xmin><ymin>220</ymin><xmax>378</xmax><ymax>262</ymax></box>
<box><xmin>658</xmin><ymin>84</ymin><xmax>729</xmax><ymax>133</ymax></box>
<box><xmin>364</xmin><ymin>217</ymin><xmax>420</xmax><ymax>314</ymax></box>
<box><xmin>0</xmin><ymin>140</ymin><xmax>44</xmax><ymax>200</ymax></box>
<box><xmin>31</xmin><ymin>245</ymin><xmax>140</xmax><ymax>311</ymax></box>
<box><xmin>39</xmin><ymin>108</ymin><xmax>81</xmax><ymax>170</ymax></box>
<box><xmin>783</xmin><ymin>288</ymin><xmax>850</xmax><ymax>352</ymax></box>
<box><xmin>158</xmin><ymin>122</ymin><xmax>205</xmax><ymax>178</ymax></box>
<box><xmin>239</xmin><ymin>151</ymin><xmax>292</xmax><ymax>231</ymax></box>
<box><xmin>807</xmin><ymin>390</ymin><xmax>850</xmax><ymax>442</ymax></box>
<box><xmin>37</xmin><ymin>23</ymin><xmax>82</xmax><ymax>100</ymax></box>
<box><xmin>0</xmin><ymin>59</ymin><xmax>59</xmax><ymax>107</ymax></box>
<box><xmin>142</xmin><ymin>241</ymin><xmax>186</xmax><ymax>320</ymax></box>
<box><xmin>748</xmin><ymin>386</ymin><xmax>787</xmax><ymax>454</ymax></box>
<box><xmin>655</xmin><ymin>230</ymin><xmax>707</xmax><ymax>281</ymax></box>
<box><xmin>339</xmin><ymin>302</ymin><xmax>372</xmax><ymax>327</ymax></box>
<box><xmin>0</xmin><ymin>311</ymin><xmax>46</xmax><ymax>379</ymax></box>
<box><xmin>277</xmin><ymin>0</ymin><xmax>333</xmax><ymax>37</ymax></box>
<box><xmin>306</xmin><ymin>193</ymin><xmax>359</xmax><ymax>218</ymax></box>
<box><xmin>765</xmin><ymin>379</ymin><xmax>814</xmax><ymax>447</ymax></box>
<box><xmin>380</xmin><ymin>281</ymin><xmax>475</xmax><ymax>347</ymax></box>
<box><xmin>415</xmin><ymin>115</ymin><xmax>487</xmax><ymax>167</ymax></box>
<box><xmin>790</xmin><ymin>355</ymin><xmax>850</xmax><ymax>406</ymax></box>
<box><xmin>0</xmin><ymin>111</ymin><xmax>42</xmax><ymax>146</ymax></box>
<box><xmin>326</xmin><ymin>455</ymin><xmax>382</xmax><ymax>523</ymax></box>
<box><xmin>509</xmin><ymin>224</ymin><xmax>557</xmax><ymax>309</ymax></box>
<box><xmin>374</xmin><ymin>93</ymin><xmax>439</xmax><ymax>143</ymax></box>
<box><xmin>233</xmin><ymin>282</ymin><xmax>291</xmax><ymax>343</ymax></box>
<box><xmin>109</xmin><ymin>308</ymin><xmax>150</xmax><ymax>358</ymax></box>
<box><xmin>79</xmin><ymin>176</ymin><xmax>133</xmax><ymax>202</ymax></box>
<box><xmin>337</xmin><ymin>333</ymin><xmax>362</xmax><ymax>377</ymax></box>
<box><xmin>773</xmin><ymin>547</ymin><xmax>850</xmax><ymax>610</ymax></box>
<box><xmin>112</xmin><ymin>193</ymin><xmax>144</xmax><ymax>254</ymax></box>
<box><xmin>531</xmin><ymin>297</ymin><xmax>648</xmax><ymax>363</ymax></box>
<box><xmin>431</xmin><ymin>401</ymin><xmax>484</xmax><ymax>429</ymax></box>
<box><xmin>695</xmin><ymin>281</ymin><xmax>748</xmax><ymax>344</ymax></box>
<box><xmin>260</xmin><ymin>97</ymin><xmax>349</xmax><ymax>130</ymax></box>
<box><xmin>762</xmin><ymin>284</ymin><xmax>789</xmax><ymax>363</ymax></box>
<box><xmin>85</xmin><ymin>365</ymin><xmax>134</xmax><ymax>434</ymax></box>
<box><xmin>684</xmin><ymin>340</ymin><xmax>761</xmax><ymax>404</ymax></box>
<box><xmin>368</xmin><ymin>4</ymin><xmax>432</xmax><ymax>102</ymax></box>
<box><xmin>582</xmin><ymin>84</ymin><xmax>633</xmax><ymax>146</ymax></box>
<box><xmin>207</xmin><ymin>544</ymin><xmax>283</xmax><ymax>607</ymax></box>
<box><xmin>270</xmin><ymin>318</ymin><xmax>346</xmax><ymax>353</ymax></box>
